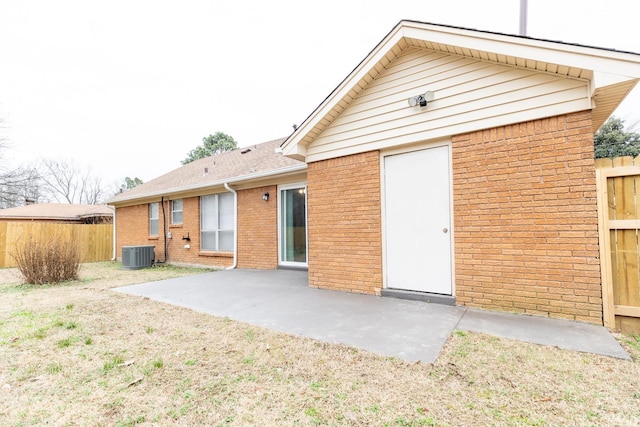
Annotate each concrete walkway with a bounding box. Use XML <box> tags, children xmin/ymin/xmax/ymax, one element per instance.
<box><xmin>114</xmin><ymin>269</ymin><xmax>629</xmax><ymax>363</ymax></box>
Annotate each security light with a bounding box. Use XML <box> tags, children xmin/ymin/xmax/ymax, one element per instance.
<box><xmin>408</xmin><ymin>91</ymin><xmax>435</xmax><ymax>108</ymax></box>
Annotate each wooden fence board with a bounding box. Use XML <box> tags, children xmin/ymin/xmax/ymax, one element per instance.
<box><xmin>596</xmin><ymin>156</ymin><xmax>640</xmax><ymax>332</ymax></box>
<box><xmin>621</xmin><ymin>229</ymin><xmax>639</xmax><ymax>307</ymax></box>
<box><xmin>0</xmin><ymin>222</ymin><xmax>113</xmax><ymax>268</ymax></box>
<box><xmin>596</xmin><ymin>163</ymin><xmax>616</xmax><ymax>328</ymax></box>
<box><xmin>607</xmin><ymin>168</ymin><xmax>616</xmax><ymax>220</ymax></box>
<box><xmin>0</xmin><ymin>222</ymin><xmax>6</xmax><ymax>268</ymax></box>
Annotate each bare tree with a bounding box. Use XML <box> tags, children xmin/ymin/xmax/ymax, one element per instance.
<box><xmin>38</xmin><ymin>158</ymin><xmax>106</xmax><ymax>204</ymax></box>
<box><xmin>81</xmin><ymin>175</ymin><xmax>105</xmax><ymax>205</ymax></box>
<box><xmin>0</xmin><ymin>166</ymin><xmax>41</xmax><ymax>208</ymax></box>
<box><xmin>0</xmin><ymin>117</ymin><xmax>107</xmax><ymax>206</ymax></box>
<box><xmin>0</xmin><ymin>117</ymin><xmax>41</xmax><ymax>208</ymax></box>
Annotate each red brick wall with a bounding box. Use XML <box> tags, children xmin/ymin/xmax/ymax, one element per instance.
<box><xmin>237</xmin><ymin>185</ymin><xmax>278</xmax><ymax>269</ymax></box>
<box><xmin>165</xmin><ymin>197</ymin><xmax>233</xmax><ymax>268</ymax></box>
<box><xmin>452</xmin><ymin>111</ymin><xmax>602</xmax><ymax>324</ymax></box>
<box><xmin>116</xmin><ymin>188</ymin><xmax>281</xmax><ymax>269</ymax></box>
<box><xmin>115</xmin><ymin>203</ymin><xmax>159</xmax><ymax>258</ymax></box>
<box><xmin>307</xmin><ymin>151</ymin><xmax>383</xmax><ymax>294</ymax></box>
<box><xmin>116</xmin><ymin>197</ymin><xmax>232</xmax><ymax>268</ymax></box>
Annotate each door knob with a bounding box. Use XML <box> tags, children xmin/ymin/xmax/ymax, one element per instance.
<box><xmin>443</xmin><ymin>228</ymin><xmax>448</xmax><ymax>233</ymax></box>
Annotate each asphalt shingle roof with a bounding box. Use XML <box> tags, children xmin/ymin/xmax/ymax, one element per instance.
<box><xmin>107</xmin><ymin>138</ymin><xmax>305</xmax><ymax>204</ymax></box>
<box><xmin>0</xmin><ymin>203</ymin><xmax>113</xmax><ymax>221</ymax></box>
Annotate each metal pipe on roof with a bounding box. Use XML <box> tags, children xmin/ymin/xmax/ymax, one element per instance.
<box><xmin>519</xmin><ymin>0</ymin><xmax>528</xmax><ymax>36</ymax></box>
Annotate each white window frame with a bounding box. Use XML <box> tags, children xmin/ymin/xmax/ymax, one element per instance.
<box><xmin>277</xmin><ymin>182</ymin><xmax>308</xmax><ymax>268</ymax></box>
<box><xmin>200</xmin><ymin>193</ymin><xmax>234</xmax><ymax>252</ymax></box>
<box><xmin>171</xmin><ymin>199</ymin><xmax>183</xmax><ymax>225</ymax></box>
<box><xmin>149</xmin><ymin>202</ymin><xmax>159</xmax><ymax>236</ymax></box>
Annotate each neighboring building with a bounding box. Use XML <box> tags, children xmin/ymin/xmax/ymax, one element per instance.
<box><xmin>108</xmin><ymin>21</ymin><xmax>640</xmax><ymax>325</ymax></box>
<box><xmin>0</xmin><ymin>203</ymin><xmax>113</xmax><ymax>224</ymax></box>
<box><xmin>0</xmin><ymin>203</ymin><xmax>114</xmax><ymax>268</ymax></box>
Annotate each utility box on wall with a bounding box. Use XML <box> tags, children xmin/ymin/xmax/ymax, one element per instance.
<box><xmin>122</xmin><ymin>245</ymin><xmax>155</xmax><ymax>270</ymax></box>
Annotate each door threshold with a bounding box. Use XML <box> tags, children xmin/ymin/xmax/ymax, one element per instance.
<box><xmin>277</xmin><ymin>265</ymin><xmax>309</xmax><ymax>271</ymax></box>
<box><xmin>381</xmin><ymin>288</ymin><xmax>455</xmax><ymax>306</ymax></box>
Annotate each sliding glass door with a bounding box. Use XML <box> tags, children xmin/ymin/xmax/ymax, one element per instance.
<box><xmin>279</xmin><ymin>184</ymin><xmax>307</xmax><ymax>266</ymax></box>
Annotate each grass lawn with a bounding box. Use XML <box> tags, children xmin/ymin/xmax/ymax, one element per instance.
<box><xmin>1</xmin><ymin>262</ymin><xmax>640</xmax><ymax>426</ymax></box>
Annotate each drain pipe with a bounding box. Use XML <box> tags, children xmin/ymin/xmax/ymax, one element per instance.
<box><xmin>224</xmin><ymin>182</ymin><xmax>238</xmax><ymax>270</ymax></box>
<box><xmin>109</xmin><ymin>205</ymin><xmax>117</xmax><ymax>261</ymax></box>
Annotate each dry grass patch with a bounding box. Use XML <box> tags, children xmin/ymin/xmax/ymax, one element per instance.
<box><xmin>0</xmin><ymin>262</ymin><xmax>639</xmax><ymax>426</ymax></box>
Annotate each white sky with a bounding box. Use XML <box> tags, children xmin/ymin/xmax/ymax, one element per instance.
<box><xmin>1</xmin><ymin>0</ymin><xmax>639</xmax><ymax>187</ymax></box>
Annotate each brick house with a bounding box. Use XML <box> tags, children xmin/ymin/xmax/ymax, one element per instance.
<box><xmin>108</xmin><ymin>21</ymin><xmax>640</xmax><ymax>325</ymax></box>
<box><xmin>108</xmin><ymin>138</ymin><xmax>306</xmax><ymax>269</ymax></box>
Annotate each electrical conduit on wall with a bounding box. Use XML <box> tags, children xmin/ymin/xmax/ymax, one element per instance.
<box><xmin>224</xmin><ymin>182</ymin><xmax>238</xmax><ymax>270</ymax></box>
<box><xmin>161</xmin><ymin>196</ymin><xmax>168</xmax><ymax>263</ymax></box>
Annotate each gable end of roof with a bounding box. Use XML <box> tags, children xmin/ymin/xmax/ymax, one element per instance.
<box><xmin>282</xmin><ymin>20</ymin><xmax>640</xmax><ymax>162</ymax></box>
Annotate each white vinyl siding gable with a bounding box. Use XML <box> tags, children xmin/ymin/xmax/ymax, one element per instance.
<box><xmin>200</xmin><ymin>193</ymin><xmax>234</xmax><ymax>252</ymax></box>
<box><xmin>305</xmin><ymin>47</ymin><xmax>591</xmax><ymax>162</ymax></box>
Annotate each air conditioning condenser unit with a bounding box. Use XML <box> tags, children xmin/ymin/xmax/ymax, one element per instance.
<box><xmin>122</xmin><ymin>245</ymin><xmax>155</xmax><ymax>270</ymax></box>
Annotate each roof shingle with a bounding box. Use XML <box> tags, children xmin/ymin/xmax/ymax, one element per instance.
<box><xmin>0</xmin><ymin>203</ymin><xmax>113</xmax><ymax>221</ymax></box>
<box><xmin>107</xmin><ymin>138</ymin><xmax>305</xmax><ymax>204</ymax></box>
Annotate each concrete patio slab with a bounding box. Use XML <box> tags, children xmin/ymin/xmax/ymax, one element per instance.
<box><xmin>114</xmin><ymin>269</ymin><xmax>630</xmax><ymax>363</ymax></box>
<box><xmin>457</xmin><ymin>308</ymin><xmax>630</xmax><ymax>359</ymax></box>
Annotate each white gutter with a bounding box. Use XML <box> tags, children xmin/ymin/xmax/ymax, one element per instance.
<box><xmin>223</xmin><ymin>182</ymin><xmax>238</xmax><ymax>270</ymax></box>
<box><xmin>108</xmin><ymin>205</ymin><xmax>116</xmax><ymax>261</ymax></box>
<box><xmin>108</xmin><ymin>164</ymin><xmax>307</xmax><ymax>205</ymax></box>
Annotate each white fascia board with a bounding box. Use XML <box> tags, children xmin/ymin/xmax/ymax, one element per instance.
<box><xmin>282</xmin><ymin>23</ymin><xmax>407</xmax><ymax>159</ymax></box>
<box><xmin>283</xmin><ymin>141</ymin><xmax>307</xmax><ymax>161</ymax></box>
<box><xmin>592</xmin><ymin>71</ymin><xmax>639</xmax><ymax>93</ymax></box>
<box><xmin>402</xmin><ymin>23</ymin><xmax>640</xmax><ymax>79</ymax></box>
<box><xmin>108</xmin><ymin>164</ymin><xmax>308</xmax><ymax>206</ymax></box>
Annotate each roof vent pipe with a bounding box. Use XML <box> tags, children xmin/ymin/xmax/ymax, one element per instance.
<box><xmin>519</xmin><ymin>0</ymin><xmax>528</xmax><ymax>36</ymax></box>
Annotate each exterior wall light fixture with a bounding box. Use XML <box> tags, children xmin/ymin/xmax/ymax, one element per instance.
<box><xmin>408</xmin><ymin>91</ymin><xmax>435</xmax><ymax>108</ymax></box>
<box><xmin>262</xmin><ymin>192</ymin><xmax>270</xmax><ymax>201</ymax></box>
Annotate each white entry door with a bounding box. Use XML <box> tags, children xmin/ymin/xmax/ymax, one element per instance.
<box><xmin>384</xmin><ymin>145</ymin><xmax>452</xmax><ymax>294</ymax></box>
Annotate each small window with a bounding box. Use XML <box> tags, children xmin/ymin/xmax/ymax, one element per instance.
<box><xmin>200</xmin><ymin>193</ymin><xmax>234</xmax><ymax>251</ymax></box>
<box><xmin>171</xmin><ymin>199</ymin><xmax>183</xmax><ymax>224</ymax></box>
<box><xmin>149</xmin><ymin>203</ymin><xmax>159</xmax><ymax>236</ymax></box>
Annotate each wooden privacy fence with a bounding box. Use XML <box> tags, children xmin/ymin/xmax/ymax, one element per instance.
<box><xmin>596</xmin><ymin>157</ymin><xmax>640</xmax><ymax>333</ymax></box>
<box><xmin>0</xmin><ymin>222</ymin><xmax>113</xmax><ymax>268</ymax></box>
